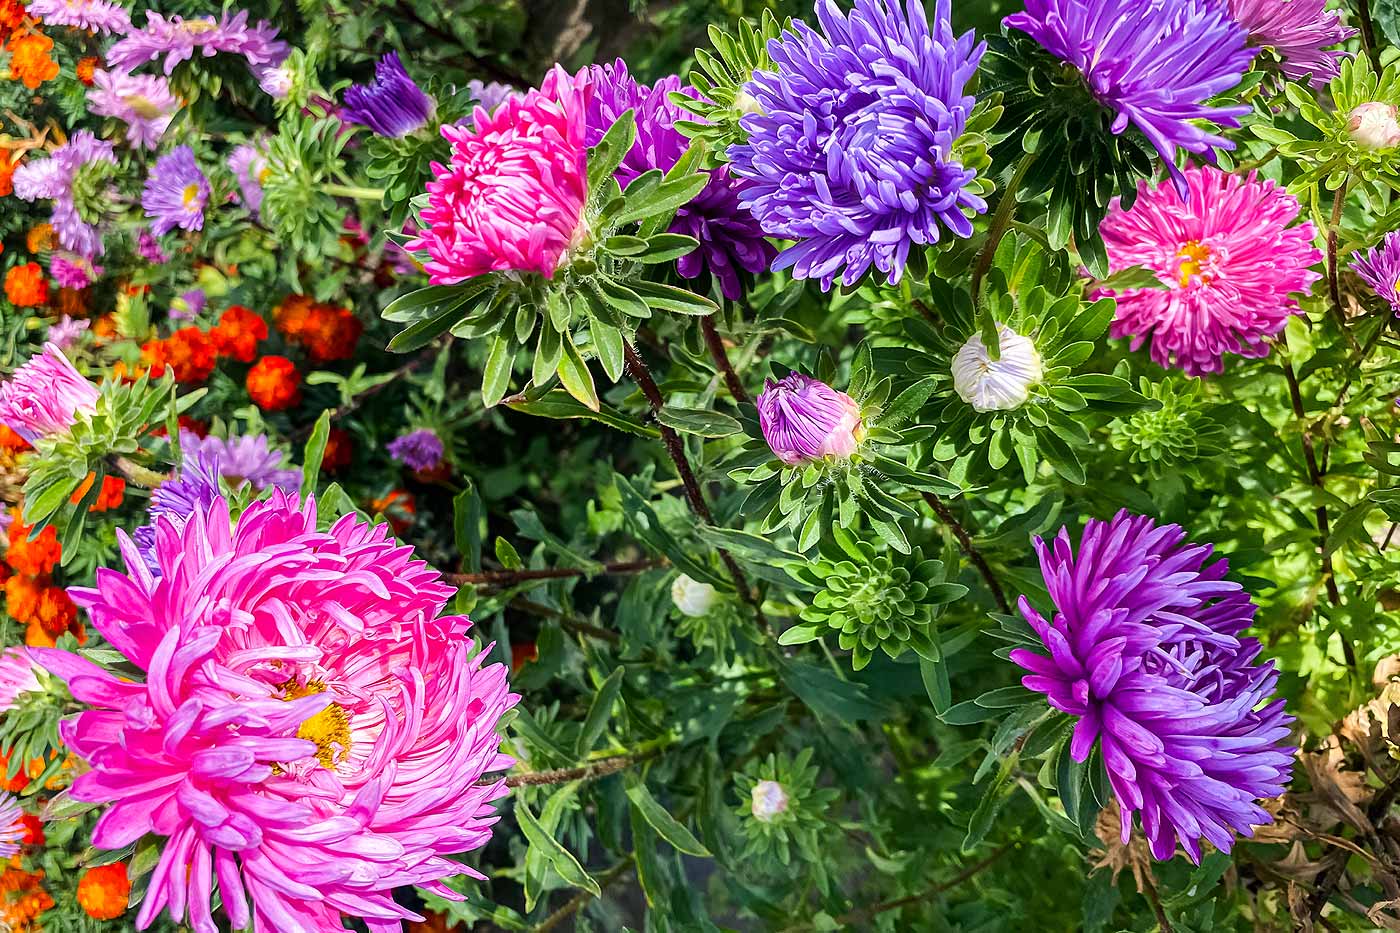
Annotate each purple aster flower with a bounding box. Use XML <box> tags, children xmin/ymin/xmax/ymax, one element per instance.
<box><xmin>87</xmin><ymin>70</ymin><xmax>180</xmax><ymax>150</ymax></box>
<box><xmin>342</xmin><ymin>52</ymin><xmax>436</xmax><ymax>138</ymax></box>
<box><xmin>387</xmin><ymin>428</ymin><xmax>445</xmax><ymax>471</ymax></box>
<box><xmin>1227</xmin><ymin>0</ymin><xmax>1355</xmax><ymax>88</ymax></box>
<box><xmin>106</xmin><ymin>10</ymin><xmax>289</xmax><ymax>77</ymax></box>
<box><xmin>254</xmin><ymin>61</ymin><xmax>293</xmax><ymax>99</ymax></box>
<box><xmin>756</xmin><ymin>373</ymin><xmax>864</xmax><ymax>465</ymax></box>
<box><xmin>227</xmin><ymin>142</ymin><xmax>267</xmax><ymax>216</ymax></box>
<box><xmin>142</xmin><ymin>146</ymin><xmax>210</xmax><ymax>236</ymax></box>
<box><xmin>137</xmin><ymin>228</ymin><xmax>169</xmax><ymax>264</ymax></box>
<box><xmin>46</xmin><ymin>314</ymin><xmax>90</xmax><ymax>350</ymax></box>
<box><xmin>169</xmin><ymin>289</ymin><xmax>206</xmax><ymax>322</ymax></box>
<box><xmin>181</xmin><ymin>429</ymin><xmax>301</xmax><ymax>493</ymax></box>
<box><xmin>730</xmin><ymin>0</ymin><xmax>985</xmax><ymax>291</ymax></box>
<box><xmin>11</xmin><ymin>130</ymin><xmax>116</xmax><ymax>258</ymax></box>
<box><xmin>1011</xmin><ymin>511</ymin><xmax>1295</xmax><ymax>863</ymax></box>
<box><xmin>1004</xmin><ymin>0</ymin><xmax>1255</xmax><ymax>197</ymax></box>
<box><xmin>25</xmin><ymin>0</ymin><xmax>130</xmax><ymax>34</ymax></box>
<box><xmin>49</xmin><ymin>252</ymin><xmax>102</xmax><ymax>289</ymax></box>
<box><xmin>584</xmin><ymin>60</ymin><xmax>775</xmax><ymax>300</ymax></box>
<box><xmin>467</xmin><ymin>79</ymin><xmax>517</xmax><ymax>120</ymax></box>
<box><xmin>133</xmin><ymin>448</ymin><xmax>223</xmax><ymax>572</ymax></box>
<box><xmin>0</xmin><ymin>793</ymin><xmax>23</xmax><ymax>858</ymax></box>
<box><xmin>1351</xmin><ymin>230</ymin><xmax>1400</xmax><ymax>314</ymax></box>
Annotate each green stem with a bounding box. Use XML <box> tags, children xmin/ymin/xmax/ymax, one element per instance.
<box><xmin>110</xmin><ymin>456</ymin><xmax>168</xmax><ymax>489</ymax></box>
<box><xmin>970</xmin><ymin>151</ymin><xmax>1037</xmax><ymax>298</ymax></box>
<box><xmin>320</xmin><ymin>183</ymin><xmax>385</xmax><ymax>201</ymax></box>
<box><xmin>1327</xmin><ymin>178</ymin><xmax>1359</xmax><ymax>352</ymax></box>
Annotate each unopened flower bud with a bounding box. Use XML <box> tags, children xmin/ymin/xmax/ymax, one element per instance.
<box><xmin>1348</xmin><ymin>102</ymin><xmax>1400</xmax><ymax>149</ymax></box>
<box><xmin>750</xmin><ymin>780</ymin><xmax>789</xmax><ymax>822</ymax></box>
<box><xmin>671</xmin><ymin>574</ymin><xmax>717</xmax><ymax>617</ymax></box>
<box><xmin>951</xmin><ymin>325</ymin><xmax>1042</xmax><ymax>413</ymax></box>
<box><xmin>757</xmin><ymin>373</ymin><xmax>863</xmax><ymax>466</ymax></box>
<box><xmin>733</xmin><ymin>88</ymin><xmax>764</xmax><ymax>117</ymax></box>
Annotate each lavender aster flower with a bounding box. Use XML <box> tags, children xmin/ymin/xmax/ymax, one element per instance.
<box><xmin>1227</xmin><ymin>0</ymin><xmax>1355</xmax><ymax>88</ymax></box>
<box><xmin>0</xmin><ymin>794</ymin><xmax>23</xmax><ymax>858</ymax></box>
<box><xmin>757</xmin><ymin>373</ymin><xmax>864</xmax><ymax>465</ymax></box>
<box><xmin>729</xmin><ymin>0</ymin><xmax>986</xmax><ymax>291</ymax></box>
<box><xmin>342</xmin><ymin>52</ymin><xmax>436</xmax><ymax>138</ymax></box>
<box><xmin>1351</xmin><ymin>230</ymin><xmax>1400</xmax><ymax>314</ymax></box>
<box><xmin>142</xmin><ymin>146</ymin><xmax>210</xmax><ymax>236</ymax></box>
<box><xmin>467</xmin><ymin>79</ymin><xmax>516</xmax><ymax>119</ymax></box>
<box><xmin>137</xmin><ymin>228</ymin><xmax>169</xmax><ymax>264</ymax></box>
<box><xmin>387</xmin><ymin>427</ymin><xmax>445</xmax><ymax>471</ymax></box>
<box><xmin>46</xmin><ymin>314</ymin><xmax>89</xmax><ymax>350</ymax></box>
<box><xmin>584</xmin><ymin>60</ymin><xmax>775</xmax><ymax>299</ymax></box>
<box><xmin>227</xmin><ymin>142</ymin><xmax>267</xmax><ymax>215</ymax></box>
<box><xmin>133</xmin><ymin>448</ymin><xmax>222</xmax><ymax>572</ymax></box>
<box><xmin>26</xmin><ymin>0</ymin><xmax>130</xmax><ymax>34</ymax></box>
<box><xmin>49</xmin><ymin>252</ymin><xmax>102</xmax><ymax>289</ymax></box>
<box><xmin>182</xmin><ymin>430</ymin><xmax>301</xmax><ymax>492</ymax></box>
<box><xmin>169</xmin><ymin>288</ymin><xmax>206</xmax><ymax>321</ymax></box>
<box><xmin>1004</xmin><ymin>0</ymin><xmax>1255</xmax><ymax>196</ymax></box>
<box><xmin>1011</xmin><ymin>511</ymin><xmax>1295</xmax><ymax>862</ymax></box>
<box><xmin>12</xmin><ymin>130</ymin><xmax>117</xmax><ymax>258</ymax></box>
<box><xmin>87</xmin><ymin>70</ymin><xmax>180</xmax><ymax>150</ymax></box>
<box><xmin>107</xmin><ymin>10</ymin><xmax>289</xmax><ymax>77</ymax></box>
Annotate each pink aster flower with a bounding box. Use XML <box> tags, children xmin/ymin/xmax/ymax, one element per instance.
<box><xmin>88</xmin><ymin>70</ymin><xmax>181</xmax><ymax>150</ymax></box>
<box><xmin>46</xmin><ymin>314</ymin><xmax>90</xmax><ymax>350</ymax></box>
<box><xmin>757</xmin><ymin>373</ymin><xmax>864</xmax><ymax>465</ymax></box>
<box><xmin>12</xmin><ymin>130</ymin><xmax>117</xmax><ymax>258</ymax></box>
<box><xmin>227</xmin><ymin>142</ymin><xmax>268</xmax><ymax>216</ymax></box>
<box><xmin>1227</xmin><ymin>0</ymin><xmax>1355</xmax><ymax>88</ymax></box>
<box><xmin>0</xmin><ymin>648</ymin><xmax>41</xmax><ymax>712</ymax></box>
<box><xmin>409</xmin><ymin>65</ymin><xmax>591</xmax><ymax>284</ymax></box>
<box><xmin>34</xmin><ymin>493</ymin><xmax>517</xmax><ymax>933</ymax></box>
<box><xmin>107</xmin><ymin>10</ymin><xmax>289</xmax><ymax>77</ymax></box>
<box><xmin>0</xmin><ymin>343</ymin><xmax>100</xmax><ymax>443</ymax></box>
<box><xmin>26</xmin><ymin>0</ymin><xmax>130</xmax><ymax>34</ymax></box>
<box><xmin>1097</xmin><ymin>165</ymin><xmax>1322</xmax><ymax>376</ymax></box>
<box><xmin>50</xmin><ymin>251</ymin><xmax>103</xmax><ymax>289</ymax></box>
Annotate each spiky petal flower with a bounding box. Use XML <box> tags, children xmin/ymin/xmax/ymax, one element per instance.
<box><xmin>132</xmin><ymin>449</ymin><xmax>222</xmax><ymax>572</ymax></box>
<box><xmin>730</xmin><ymin>0</ymin><xmax>986</xmax><ymax>291</ymax></box>
<box><xmin>1351</xmin><ymin>230</ymin><xmax>1400</xmax><ymax>314</ymax></box>
<box><xmin>342</xmin><ymin>52</ymin><xmax>435</xmax><ymax>138</ymax></box>
<box><xmin>1226</xmin><ymin>0</ymin><xmax>1355</xmax><ymax>88</ymax></box>
<box><xmin>142</xmin><ymin>146</ymin><xmax>210</xmax><ymax>236</ymax></box>
<box><xmin>1005</xmin><ymin>0</ymin><xmax>1255</xmax><ymax>196</ymax></box>
<box><xmin>466</xmin><ymin>79</ymin><xmax>516</xmax><ymax>118</ymax></box>
<box><xmin>26</xmin><ymin>0</ymin><xmax>129</xmax><ymax>34</ymax></box>
<box><xmin>0</xmin><ymin>343</ymin><xmax>99</xmax><ymax>443</ymax></box>
<box><xmin>0</xmin><ymin>794</ymin><xmax>23</xmax><ymax>858</ymax></box>
<box><xmin>1096</xmin><ymin>165</ymin><xmax>1321</xmax><ymax>376</ymax></box>
<box><xmin>33</xmin><ymin>493</ymin><xmax>517</xmax><ymax>933</ymax></box>
<box><xmin>46</xmin><ymin>314</ymin><xmax>89</xmax><ymax>350</ymax></box>
<box><xmin>1011</xmin><ymin>511</ymin><xmax>1295</xmax><ymax>862</ymax></box>
<box><xmin>87</xmin><ymin>70</ymin><xmax>180</xmax><ymax>150</ymax></box>
<box><xmin>583</xmin><ymin>60</ymin><xmax>775</xmax><ymax>299</ymax></box>
<box><xmin>181</xmin><ymin>430</ymin><xmax>301</xmax><ymax>492</ymax></box>
<box><xmin>757</xmin><ymin>373</ymin><xmax>863</xmax><ymax>465</ymax></box>
<box><xmin>410</xmin><ymin>66</ymin><xmax>590</xmax><ymax>283</ymax></box>
<box><xmin>0</xmin><ymin>648</ymin><xmax>40</xmax><ymax>712</ymax></box>
<box><xmin>106</xmin><ymin>10</ymin><xmax>289</xmax><ymax>77</ymax></box>
<box><xmin>50</xmin><ymin>252</ymin><xmax>102</xmax><ymax>289</ymax></box>
<box><xmin>228</xmin><ymin>142</ymin><xmax>268</xmax><ymax>216</ymax></box>
<box><xmin>387</xmin><ymin>428</ymin><xmax>444</xmax><ymax>472</ymax></box>
<box><xmin>12</xmin><ymin>130</ymin><xmax>117</xmax><ymax>258</ymax></box>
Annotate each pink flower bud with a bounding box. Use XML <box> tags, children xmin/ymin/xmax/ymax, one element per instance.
<box><xmin>756</xmin><ymin>373</ymin><xmax>863</xmax><ymax>466</ymax></box>
<box><xmin>1348</xmin><ymin>102</ymin><xmax>1400</xmax><ymax>149</ymax></box>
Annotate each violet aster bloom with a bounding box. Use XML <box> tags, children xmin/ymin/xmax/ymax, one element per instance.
<box><xmin>132</xmin><ymin>448</ymin><xmax>223</xmax><ymax>573</ymax></box>
<box><xmin>1227</xmin><ymin>0</ymin><xmax>1355</xmax><ymax>88</ymax></box>
<box><xmin>26</xmin><ymin>0</ymin><xmax>130</xmax><ymax>34</ymax></box>
<box><xmin>46</xmin><ymin>314</ymin><xmax>90</xmax><ymax>350</ymax></box>
<box><xmin>107</xmin><ymin>10</ymin><xmax>289</xmax><ymax>77</ymax></box>
<box><xmin>0</xmin><ymin>794</ymin><xmax>23</xmax><ymax>858</ymax></box>
<box><xmin>387</xmin><ymin>428</ymin><xmax>446</xmax><ymax>471</ymax></box>
<box><xmin>182</xmin><ymin>429</ymin><xmax>302</xmax><ymax>493</ymax></box>
<box><xmin>169</xmin><ymin>288</ymin><xmax>206</xmax><ymax>322</ymax></box>
<box><xmin>1005</xmin><ymin>0</ymin><xmax>1255</xmax><ymax>197</ymax></box>
<box><xmin>757</xmin><ymin>373</ymin><xmax>864</xmax><ymax>465</ymax></box>
<box><xmin>730</xmin><ymin>0</ymin><xmax>985</xmax><ymax>291</ymax></box>
<box><xmin>584</xmin><ymin>60</ymin><xmax>774</xmax><ymax>299</ymax></box>
<box><xmin>342</xmin><ymin>52</ymin><xmax>436</xmax><ymax>138</ymax></box>
<box><xmin>12</xmin><ymin>130</ymin><xmax>117</xmax><ymax>258</ymax></box>
<box><xmin>49</xmin><ymin>252</ymin><xmax>102</xmax><ymax>289</ymax></box>
<box><xmin>0</xmin><ymin>344</ymin><xmax>100</xmax><ymax>443</ymax></box>
<box><xmin>1351</xmin><ymin>230</ymin><xmax>1400</xmax><ymax>314</ymax></box>
<box><xmin>87</xmin><ymin>70</ymin><xmax>180</xmax><ymax>150</ymax></box>
<box><xmin>1011</xmin><ymin>511</ymin><xmax>1295</xmax><ymax>862</ymax></box>
<box><xmin>227</xmin><ymin>142</ymin><xmax>268</xmax><ymax>215</ymax></box>
<box><xmin>466</xmin><ymin>78</ymin><xmax>516</xmax><ymax>119</ymax></box>
<box><xmin>137</xmin><ymin>228</ymin><xmax>169</xmax><ymax>264</ymax></box>
<box><xmin>142</xmin><ymin>146</ymin><xmax>210</xmax><ymax>236</ymax></box>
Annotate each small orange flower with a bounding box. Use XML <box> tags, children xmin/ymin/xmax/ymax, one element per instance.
<box><xmin>0</xmin><ymin>424</ymin><xmax>29</xmax><ymax>452</ymax></box>
<box><xmin>0</xmin><ymin>0</ymin><xmax>25</xmax><ymax>37</ymax></box>
<box><xmin>5</xmin><ymin>511</ymin><xmax>60</xmax><ymax>577</ymax></box>
<box><xmin>32</xmin><ymin>586</ymin><xmax>76</xmax><ymax>637</ymax></box>
<box><xmin>369</xmin><ymin>489</ymin><xmax>416</xmax><ymax>535</ymax></box>
<box><xmin>0</xmin><ymin>864</ymin><xmax>53</xmax><ymax>932</ymax></box>
<box><xmin>300</xmin><ymin>304</ymin><xmax>363</xmax><ymax>362</ymax></box>
<box><xmin>3</xmin><ymin>262</ymin><xmax>47</xmax><ymax>307</ymax></box>
<box><xmin>161</xmin><ymin>327</ymin><xmax>218</xmax><ymax>383</ymax></box>
<box><xmin>152</xmin><ymin>414</ymin><xmax>208</xmax><ymax>439</ymax></box>
<box><xmin>70</xmin><ymin>473</ymin><xmax>124</xmax><ymax>512</ymax></box>
<box><xmin>75</xmin><ymin>55</ymin><xmax>97</xmax><ymax>85</ymax></box>
<box><xmin>3</xmin><ymin>574</ymin><xmax>42</xmax><ymax>625</ymax></box>
<box><xmin>272</xmin><ymin>294</ymin><xmax>316</xmax><ymax>339</ymax></box>
<box><xmin>211</xmin><ymin>305</ymin><xmax>268</xmax><ymax>363</ymax></box>
<box><xmin>24</xmin><ymin>223</ymin><xmax>54</xmax><ymax>254</ymax></box>
<box><xmin>0</xmin><ymin>153</ymin><xmax>20</xmax><ymax>198</ymax></box>
<box><xmin>17</xmin><ymin>812</ymin><xmax>42</xmax><ymax>847</ymax></box>
<box><xmin>246</xmin><ymin>355</ymin><xmax>302</xmax><ymax>411</ymax></box>
<box><xmin>90</xmin><ymin>313</ymin><xmax>118</xmax><ymax>342</ymax></box>
<box><xmin>322</xmin><ymin>426</ymin><xmax>352</xmax><ymax>472</ymax></box>
<box><xmin>76</xmin><ymin>863</ymin><xmax>130</xmax><ymax>921</ymax></box>
<box><xmin>6</xmin><ymin>31</ymin><xmax>59</xmax><ymax>89</ymax></box>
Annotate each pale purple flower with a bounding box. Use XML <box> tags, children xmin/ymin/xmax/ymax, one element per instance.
<box><xmin>12</xmin><ymin>130</ymin><xmax>117</xmax><ymax>258</ymax></box>
<box><xmin>87</xmin><ymin>70</ymin><xmax>180</xmax><ymax>150</ymax></box>
<box><xmin>142</xmin><ymin>146</ymin><xmax>210</xmax><ymax>236</ymax></box>
<box><xmin>343</xmin><ymin>52</ymin><xmax>436</xmax><ymax>138</ymax></box>
<box><xmin>46</xmin><ymin>314</ymin><xmax>90</xmax><ymax>350</ymax></box>
<box><xmin>181</xmin><ymin>429</ymin><xmax>301</xmax><ymax>492</ymax></box>
<box><xmin>1227</xmin><ymin>0</ymin><xmax>1355</xmax><ymax>87</ymax></box>
<box><xmin>107</xmin><ymin>10</ymin><xmax>290</xmax><ymax>76</ymax></box>
<box><xmin>132</xmin><ymin>449</ymin><xmax>222</xmax><ymax>573</ymax></box>
<box><xmin>387</xmin><ymin>428</ymin><xmax>445</xmax><ymax>471</ymax></box>
<box><xmin>0</xmin><ymin>343</ymin><xmax>100</xmax><ymax>443</ymax></box>
<box><xmin>1352</xmin><ymin>230</ymin><xmax>1400</xmax><ymax>314</ymax></box>
<box><xmin>26</xmin><ymin>0</ymin><xmax>130</xmax><ymax>34</ymax></box>
<box><xmin>466</xmin><ymin>79</ymin><xmax>516</xmax><ymax>118</ymax></box>
<box><xmin>0</xmin><ymin>794</ymin><xmax>24</xmax><ymax>858</ymax></box>
<box><xmin>254</xmin><ymin>61</ymin><xmax>293</xmax><ymax>99</ymax></box>
<box><xmin>756</xmin><ymin>373</ymin><xmax>863</xmax><ymax>465</ymax></box>
<box><xmin>227</xmin><ymin>142</ymin><xmax>267</xmax><ymax>215</ymax></box>
<box><xmin>169</xmin><ymin>289</ymin><xmax>206</xmax><ymax>322</ymax></box>
<box><xmin>0</xmin><ymin>649</ymin><xmax>41</xmax><ymax>712</ymax></box>
<box><xmin>49</xmin><ymin>252</ymin><xmax>102</xmax><ymax>289</ymax></box>
<box><xmin>137</xmin><ymin>228</ymin><xmax>170</xmax><ymax>264</ymax></box>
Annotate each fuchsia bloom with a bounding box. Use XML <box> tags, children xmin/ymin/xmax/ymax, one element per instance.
<box><xmin>87</xmin><ymin>70</ymin><xmax>181</xmax><ymax>150</ymax></box>
<box><xmin>409</xmin><ymin>65</ymin><xmax>591</xmax><ymax>284</ymax></box>
<box><xmin>0</xmin><ymin>648</ymin><xmax>40</xmax><ymax>712</ymax></box>
<box><xmin>50</xmin><ymin>251</ymin><xmax>103</xmax><ymax>289</ymax></box>
<box><xmin>1227</xmin><ymin>0</ymin><xmax>1355</xmax><ymax>87</ymax></box>
<box><xmin>34</xmin><ymin>493</ymin><xmax>517</xmax><ymax>933</ymax></box>
<box><xmin>757</xmin><ymin>373</ymin><xmax>864</xmax><ymax>465</ymax></box>
<box><xmin>1097</xmin><ymin>165</ymin><xmax>1321</xmax><ymax>376</ymax></box>
<box><xmin>0</xmin><ymin>344</ymin><xmax>100</xmax><ymax>443</ymax></box>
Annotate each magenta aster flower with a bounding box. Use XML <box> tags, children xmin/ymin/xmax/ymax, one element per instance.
<box><xmin>107</xmin><ymin>10</ymin><xmax>289</xmax><ymax>77</ymax></box>
<box><xmin>25</xmin><ymin>0</ymin><xmax>130</xmax><ymax>34</ymax></box>
<box><xmin>87</xmin><ymin>70</ymin><xmax>180</xmax><ymax>150</ymax></box>
<box><xmin>227</xmin><ymin>142</ymin><xmax>268</xmax><ymax>216</ymax></box>
<box><xmin>0</xmin><ymin>794</ymin><xmax>23</xmax><ymax>858</ymax></box>
<box><xmin>730</xmin><ymin>0</ymin><xmax>986</xmax><ymax>291</ymax></box>
<box><xmin>387</xmin><ymin>428</ymin><xmax>445</xmax><ymax>471</ymax></box>
<box><xmin>1096</xmin><ymin>165</ymin><xmax>1321</xmax><ymax>376</ymax></box>
<box><xmin>12</xmin><ymin>130</ymin><xmax>117</xmax><ymax>258</ymax></box>
<box><xmin>49</xmin><ymin>252</ymin><xmax>102</xmax><ymax>289</ymax></box>
<box><xmin>410</xmin><ymin>65</ymin><xmax>591</xmax><ymax>284</ymax></box>
<box><xmin>137</xmin><ymin>228</ymin><xmax>170</xmax><ymax>264</ymax></box>
<box><xmin>584</xmin><ymin>60</ymin><xmax>775</xmax><ymax>300</ymax></box>
<box><xmin>182</xmin><ymin>429</ymin><xmax>302</xmax><ymax>493</ymax></box>
<box><xmin>1005</xmin><ymin>0</ymin><xmax>1255</xmax><ymax>196</ymax></box>
<box><xmin>143</xmin><ymin>146</ymin><xmax>210</xmax><ymax>236</ymax></box>
<box><xmin>1011</xmin><ymin>511</ymin><xmax>1295</xmax><ymax>862</ymax></box>
<box><xmin>34</xmin><ymin>493</ymin><xmax>517</xmax><ymax>932</ymax></box>
<box><xmin>0</xmin><ymin>648</ymin><xmax>40</xmax><ymax>712</ymax></box>
<box><xmin>46</xmin><ymin>314</ymin><xmax>90</xmax><ymax>350</ymax></box>
<box><xmin>1351</xmin><ymin>230</ymin><xmax>1400</xmax><ymax>314</ymax></box>
<box><xmin>0</xmin><ymin>344</ymin><xmax>100</xmax><ymax>443</ymax></box>
<box><xmin>1226</xmin><ymin>0</ymin><xmax>1355</xmax><ymax>87</ymax></box>
<box><xmin>342</xmin><ymin>52</ymin><xmax>435</xmax><ymax>138</ymax></box>
<box><xmin>757</xmin><ymin>373</ymin><xmax>864</xmax><ymax>465</ymax></box>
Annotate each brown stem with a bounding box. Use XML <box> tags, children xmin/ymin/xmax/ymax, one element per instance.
<box><xmin>509</xmin><ymin>597</ymin><xmax>622</xmax><ymax>644</ymax></box>
<box><xmin>505</xmin><ymin>755</ymin><xmax>635</xmax><ymax>787</ymax></box>
<box><xmin>1358</xmin><ymin>0</ymin><xmax>1381</xmax><ymax>72</ymax></box>
<box><xmin>531</xmin><ymin>859</ymin><xmax>633</xmax><ymax>933</ymax></box>
<box><xmin>446</xmin><ymin>558</ymin><xmax>663</xmax><ymax>588</ymax></box>
<box><xmin>700</xmin><ymin>314</ymin><xmax>750</xmax><ymax>404</ymax></box>
<box><xmin>1327</xmin><ymin>181</ymin><xmax>1360</xmax><ymax>353</ymax></box>
<box><xmin>921</xmin><ymin>493</ymin><xmax>1010</xmax><ymax>613</ymax></box>
<box><xmin>1141</xmin><ymin>874</ymin><xmax>1175</xmax><ymax>933</ymax></box>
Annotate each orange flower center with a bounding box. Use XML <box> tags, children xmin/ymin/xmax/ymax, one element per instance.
<box><xmin>1175</xmin><ymin>240</ymin><xmax>1213</xmax><ymax>287</ymax></box>
<box><xmin>181</xmin><ymin>18</ymin><xmax>219</xmax><ymax>34</ymax></box>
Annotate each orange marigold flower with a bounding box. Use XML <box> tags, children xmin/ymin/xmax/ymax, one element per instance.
<box><xmin>0</xmin><ymin>424</ymin><xmax>29</xmax><ymax>452</ymax></box>
<box><xmin>70</xmin><ymin>473</ymin><xmax>124</xmax><ymax>512</ymax></box>
<box><xmin>18</xmin><ymin>812</ymin><xmax>42</xmax><ymax>847</ymax></box>
<box><xmin>0</xmin><ymin>0</ymin><xmax>24</xmax><ymax>36</ymax></box>
<box><xmin>511</xmin><ymin>641</ymin><xmax>538</xmax><ymax>673</ymax></box>
<box><xmin>3</xmin><ymin>573</ymin><xmax>42</xmax><ymax>624</ymax></box>
<box><xmin>3</xmin><ymin>263</ymin><xmax>47</xmax><ymax>307</ymax></box>
<box><xmin>75</xmin><ymin>55</ymin><xmax>97</xmax><ymax>85</ymax></box>
<box><xmin>322</xmin><ymin>426</ymin><xmax>352</xmax><ymax>472</ymax></box>
<box><xmin>151</xmin><ymin>414</ymin><xmax>208</xmax><ymax>439</ymax></box>
<box><xmin>24</xmin><ymin>223</ymin><xmax>54</xmax><ymax>254</ymax></box>
<box><xmin>90</xmin><ymin>313</ymin><xmax>117</xmax><ymax>342</ymax></box>
<box><xmin>76</xmin><ymin>863</ymin><xmax>129</xmax><ymax>921</ymax></box>
<box><xmin>211</xmin><ymin>305</ymin><xmax>268</xmax><ymax>363</ymax></box>
<box><xmin>6</xmin><ymin>31</ymin><xmax>58</xmax><ymax>90</ymax></box>
<box><xmin>32</xmin><ymin>585</ymin><xmax>76</xmax><ymax>637</ymax></box>
<box><xmin>246</xmin><ymin>355</ymin><xmax>301</xmax><ymax>411</ymax></box>
<box><xmin>5</xmin><ymin>512</ymin><xmax>59</xmax><ymax>577</ymax></box>
<box><xmin>0</xmin><ymin>865</ymin><xmax>53</xmax><ymax>932</ymax></box>
<box><xmin>369</xmin><ymin>488</ymin><xmax>416</xmax><ymax>535</ymax></box>
<box><xmin>300</xmin><ymin>304</ymin><xmax>363</xmax><ymax>362</ymax></box>
<box><xmin>272</xmin><ymin>294</ymin><xmax>316</xmax><ymax>339</ymax></box>
<box><xmin>0</xmin><ymin>153</ymin><xmax>20</xmax><ymax>199</ymax></box>
<box><xmin>150</xmin><ymin>328</ymin><xmax>217</xmax><ymax>383</ymax></box>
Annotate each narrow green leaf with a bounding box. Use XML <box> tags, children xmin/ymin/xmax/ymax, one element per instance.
<box><xmin>302</xmin><ymin>410</ymin><xmax>331</xmax><ymax>492</ymax></box>
<box><xmin>515</xmin><ymin>802</ymin><xmax>601</xmax><ymax>897</ymax></box>
<box><xmin>575</xmin><ymin>667</ymin><xmax>625</xmax><ymax>757</ymax></box>
<box><xmin>625</xmin><ymin>781</ymin><xmax>712</xmax><ymax>857</ymax></box>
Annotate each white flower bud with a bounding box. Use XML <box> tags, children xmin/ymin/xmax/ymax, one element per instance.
<box><xmin>951</xmin><ymin>325</ymin><xmax>1042</xmax><ymax>413</ymax></box>
<box><xmin>1348</xmin><ymin>102</ymin><xmax>1400</xmax><ymax>149</ymax></box>
<box><xmin>750</xmin><ymin>780</ymin><xmax>789</xmax><ymax>822</ymax></box>
<box><xmin>671</xmin><ymin>574</ymin><xmax>717</xmax><ymax>618</ymax></box>
<box><xmin>733</xmin><ymin>89</ymin><xmax>764</xmax><ymax>117</ymax></box>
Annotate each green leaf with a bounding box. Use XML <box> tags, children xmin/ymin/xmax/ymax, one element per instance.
<box><xmin>591</xmin><ymin>320</ymin><xmax>626</xmax><ymax>382</ymax></box>
<box><xmin>919</xmin><ymin>656</ymin><xmax>952</xmax><ymax>714</ymax></box>
<box><xmin>632</xmin><ymin>280</ymin><xmax>720</xmax><ymax>316</ymax></box>
<box><xmin>635</xmin><ymin>233</ymin><xmax>699</xmax><ymax>264</ymax></box>
<box><xmin>588</xmin><ymin>110</ymin><xmax>638</xmax><ymax>192</ymax></box>
<box><xmin>453</xmin><ymin>481</ymin><xmax>484</xmax><ymax>573</ymax></box>
<box><xmin>558</xmin><ymin>337</ymin><xmax>600</xmax><ymax>411</ymax></box>
<box><xmin>625</xmin><ymin>780</ymin><xmax>712</xmax><ymax>857</ymax></box>
<box><xmin>776</xmin><ymin>622</ymin><xmax>824</xmax><ymax>646</ymax></box>
<box><xmin>481</xmin><ymin>335</ymin><xmax>516</xmax><ymax>407</ymax></box>
<box><xmin>387</xmin><ymin>302</ymin><xmax>467</xmax><ymax>352</ymax></box>
<box><xmin>507</xmin><ymin>389</ymin><xmax>659</xmax><ymax>438</ymax></box>
<box><xmin>515</xmin><ymin>801</ymin><xmax>601</xmax><ymax>899</ymax></box>
<box><xmin>495</xmin><ymin>536</ymin><xmax>523</xmax><ymax>569</ymax></box>
<box><xmin>302</xmin><ymin>410</ymin><xmax>331</xmax><ymax>493</ymax></box>
<box><xmin>575</xmin><ymin>667</ymin><xmax>625</xmax><ymax>757</ymax></box>
<box><xmin>614</xmin><ymin>170</ymin><xmax>709</xmax><ymax>228</ymax></box>
<box><xmin>656</xmin><ymin>405</ymin><xmax>742</xmax><ymax>438</ymax></box>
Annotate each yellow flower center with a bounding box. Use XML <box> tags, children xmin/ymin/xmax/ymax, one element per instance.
<box><xmin>181</xmin><ymin>183</ymin><xmax>202</xmax><ymax>209</ymax></box>
<box><xmin>122</xmin><ymin>94</ymin><xmax>163</xmax><ymax>120</ymax></box>
<box><xmin>280</xmin><ymin>679</ymin><xmax>350</xmax><ymax>770</ymax></box>
<box><xmin>1176</xmin><ymin>240</ymin><xmax>1213</xmax><ymax>287</ymax></box>
<box><xmin>257</xmin><ymin>166</ymin><xmax>271</xmax><ymax>185</ymax></box>
<box><xmin>181</xmin><ymin>18</ymin><xmax>219</xmax><ymax>34</ymax></box>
